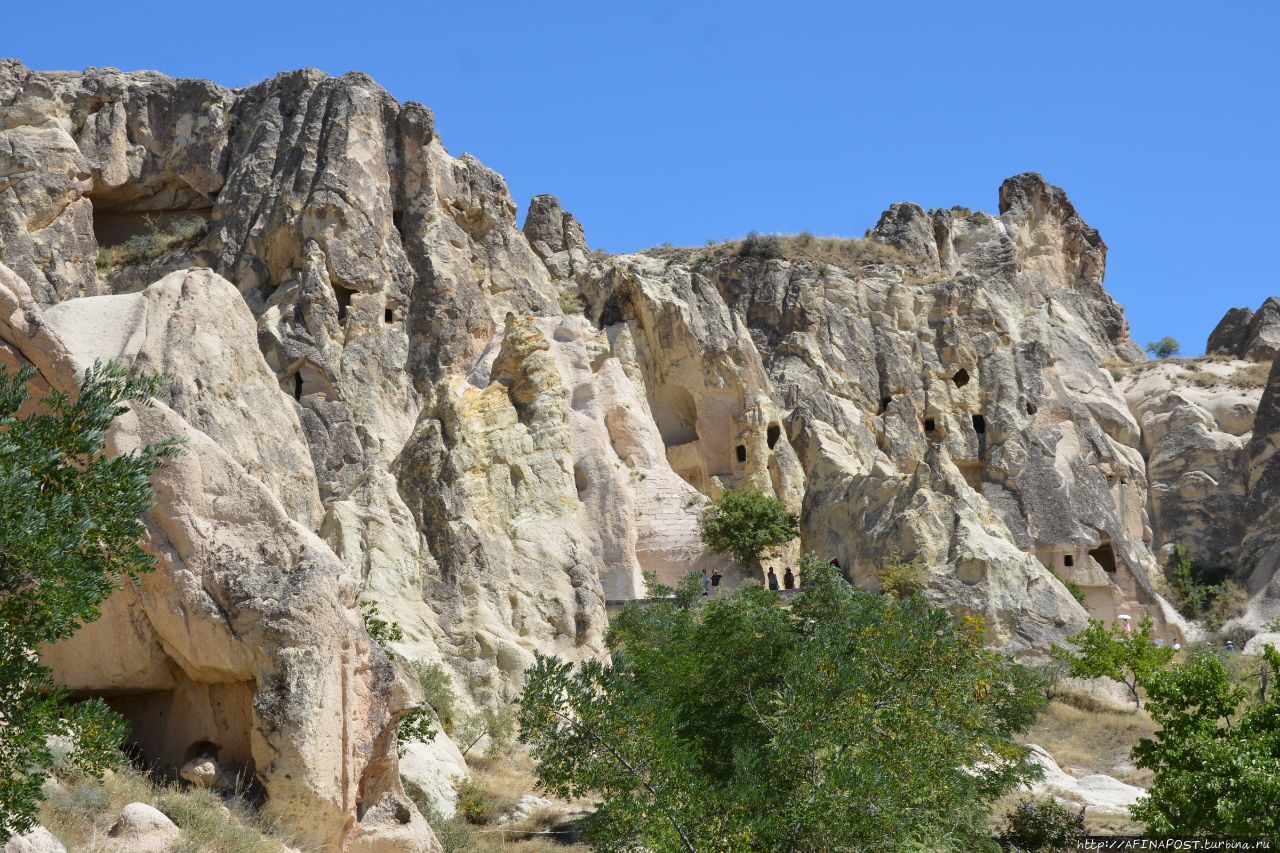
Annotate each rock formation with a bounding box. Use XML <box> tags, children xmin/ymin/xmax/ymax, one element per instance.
<box><xmin>1242</xmin><ymin>355</ymin><xmax>1280</xmax><ymax>624</ymax></box>
<box><xmin>4</xmin><ymin>58</ymin><xmax>1280</xmax><ymax>847</ymax></box>
<box><xmin>1206</xmin><ymin>297</ymin><xmax>1280</xmax><ymax>362</ymax></box>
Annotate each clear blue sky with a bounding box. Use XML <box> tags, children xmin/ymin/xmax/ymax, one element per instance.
<box><xmin>8</xmin><ymin>1</ymin><xmax>1277</xmax><ymax>354</ymax></box>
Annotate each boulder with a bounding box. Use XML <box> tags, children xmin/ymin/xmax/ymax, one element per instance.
<box><xmin>103</xmin><ymin>803</ymin><xmax>179</xmax><ymax>853</ymax></box>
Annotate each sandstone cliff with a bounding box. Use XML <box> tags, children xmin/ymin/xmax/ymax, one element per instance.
<box><xmin>3</xmin><ymin>59</ymin><xmax>1278</xmax><ymax>849</ymax></box>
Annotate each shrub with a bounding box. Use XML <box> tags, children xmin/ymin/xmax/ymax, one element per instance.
<box><xmin>407</xmin><ymin>795</ymin><xmax>475</xmax><ymax>852</ymax></box>
<box><xmin>457</xmin><ymin>706</ymin><xmax>518</xmax><ymax>759</ymax></box>
<box><xmin>1052</xmin><ymin>571</ymin><xmax>1086</xmax><ymax>605</ymax></box>
<box><xmin>454</xmin><ymin>779</ymin><xmax>496</xmax><ymax>825</ymax></box>
<box><xmin>879</xmin><ymin>551</ymin><xmax>926</xmax><ymax>600</ymax></box>
<box><xmin>998</xmin><ymin>797</ymin><xmax>1086</xmax><ymax>851</ymax></box>
<box><xmin>98</xmin><ymin>215</ymin><xmax>209</xmax><ymax>269</ymax></box>
<box><xmin>737</xmin><ymin>231</ymin><xmax>783</xmax><ymax>260</ymax></box>
<box><xmin>360</xmin><ymin>599</ymin><xmax>403</xmax><ymax>649</ymax></box>
<box><xmin>1144</xmin><ymin>337</ymin><xmax>1181</xmax><ymax>359</ymax></box>
<box><xmin>1205</xmin><ymin>580</ymin><xmax>1248</xmax><ymax>631</ymax></box>
<box><xmin>1167</xmin><ymin>545</ymin><xmax>1245</xmax><ymax>630</ymax></box>
<box><xmin>412</xmin><ymin>661</ymin><xmax>459</xmax><ymax>734</ymax></box>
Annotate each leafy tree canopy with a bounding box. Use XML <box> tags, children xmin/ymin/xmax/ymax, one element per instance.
<box><xmin>0</xmin><ymin>362</ymin><xmax>181</xmax><ymax>837</ymax></box>
<box><xmin>518</xmin><ymin>565</ymin><xmax>1045</xmax><ymax>851</ymax></box>
<box><xmin>699</xmin><ymin>489</ymin><xmax>798</xmax><ymax>568</ymax></box>
<box><xmin>1131</xmin><ymin>646</ymin><xmax>1280</xmax><ymax>843</ymax></box>
<box><xmin>1145</xmin><ymin>337</ymin><xmax>1181</xmax><ymax>359</ymax></box>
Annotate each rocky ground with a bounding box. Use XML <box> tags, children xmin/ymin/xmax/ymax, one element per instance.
<box><xmin>2</xmin><ymin>60</ymin><xmax>1278</xmax><ymax>849</ymax></box>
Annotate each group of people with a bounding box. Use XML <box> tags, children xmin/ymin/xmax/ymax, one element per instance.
<box><xmin>700</xmin><ymin>560</ymin><xmax>841</xmax><ymax>596</ymax></box>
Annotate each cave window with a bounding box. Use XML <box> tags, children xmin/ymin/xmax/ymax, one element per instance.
<box><xmin>923</xmin><ymin>418</ymin><xmax>936</xmax><ymax>433</ymax></box>
<box><xmin>335</xmin><ymin>285</ymin><xmax>353</xmax><ymax>322</ymax></box>
<box><xmin>952</xmin><ymin>368</ymin><xmax>970</xmax><ymax>388</ymax></box>
<box><xmin>384</xmin><ymin>308</ymin><xmax>395</xmax><ymax>324</ymax></box>
<box><xmin>736</xmin><ymin>444</ymin><xmax>747</xmax><ymax>463</ymax></box>
<box><xmin>1090</xmin><ymin>542</ymin><xmax>1118</xmax><ymax>574</ymax></box>
<box><xmin>1063</xmin><ymin>554</ymin><xmax>1074</xmax><ymax>567</ymax></box>
<box><xmin>972</xmin><ymin>414</ymin><xmax>986</xmax><ymax>434</ymax></box>
<box><xmin>293</xmin><ymin>373</ymin><xmax>303</xmax><ymax>401</ymax></box>
<box><xmin>767</xmin><ymin>423</ymin><xmax>781</xmax><ymax>449</ymax></box>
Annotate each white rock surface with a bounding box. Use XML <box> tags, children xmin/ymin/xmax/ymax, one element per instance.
<box><xmin>1</xmin><ymin>827</ymin><xmax>66</xmax><ymax>853</ymax></box>
<box><xmin>1024</xmin><ymin>744</ymin><xmax>1145</xmax><ymax>816</ymax></box>
<box><xmin>399</xmin><ymin>732</ymin><xmax>469</xmax><ymax>818</ymax></box>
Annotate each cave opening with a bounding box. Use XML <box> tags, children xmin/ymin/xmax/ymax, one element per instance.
<box><xmin>766</xmin><ymin>423</ymin><xmax>781</xmax><ymax>449</ymax></box>
<box><xmin>288</xmin><ymin>363</ymin><xmax>328</xmax><ymax>402</ymax></box>
<box><xmin>880</xmin><ymin>396</ymin><xmax>892</xmax><ymax>413</ymax></box>
<box><xmin>384</xmin><ymin>308</ymin><xmax>395</xmax><ymax>324</ymax></box>
<box><xmin>1026</xmin><ymin>401</ymin><xmax>1037</xmax><ymax>416</ymax></box>
<box><xmin>972</xmin><ymin>414</ymin><xmax>986</xmax><ymax>434</ymax></box>
<box><xmin>923</xmin><ymin>418</ymin><xmax>936</xmax><ymax>433</ymax></box>
<box><xmin>335</xmin><ymin>285</ymin><xmax>354</xmax><ymax>322</ymax></box>
<box><xmin>1063</xmin><ymin>554</ymin><xmax>1074</xmax><ymax>567</ymax></box>
<box><xmin>573</xmin><ymin>464</ymin><xmax>588</xmax><ymax>498</ymax></box>
<box><xmin>652</xmin><ymin>385</ymin><xmax>699</xmax><ymax>448</ymax></box>
<box><xmin>736</xmin><ymin>444</ymin><xmax>747</xmax><ymax>463</ymax></box>
<box><xmin>1090</xmin><ymin>542</ymin><xmax>1117</xmax><ymax>574</ymax></box>
<box><xmin>952</xmin><ymin>368</ymin><xmax>970</xmax><ymax>388</ymax></box>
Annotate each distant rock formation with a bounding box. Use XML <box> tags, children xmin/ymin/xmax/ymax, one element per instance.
<box><xmin>1206</xmin><ymin>297</ymin><xmax>1280</xmax><ymax>361</ymax></box>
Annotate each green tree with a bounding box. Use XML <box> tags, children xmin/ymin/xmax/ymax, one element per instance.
<box><xmin>1053</xmin><ymin>616</ymin><xmax>1174</xmax><ymax>711</ymax></box>
<box><xmin>1130</xmin><ymin>646</ymin><xmax>1280</xmax><ymax>842</ymax></box>
<box><xmin>1</xmin><ymin>362</ymin><xmax>182</xmax><ymax>837</ymax></box>
<box><xmin>1144</xmin><ymin>337</ymin><xmax>1181</xmax><ymax>359</ymax></box>
<box><xmin>699</xmin><ymin>489</ymin><xmax>798</xmax><ymax>570</ymax></box>
<box><xmin>518</xmin><ymin>565</ymin><xmax>1044</xmax><ymax>851</ymax></box>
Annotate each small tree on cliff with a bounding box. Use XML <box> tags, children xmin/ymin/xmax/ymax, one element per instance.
<box><xmin>1145</xmin><ymin>337</ymin><xmax>1181</xmax><ymax>359</ymax></box>
<box><xmin>0</xmin><ymin>362</ymin><xmax>181</xmax><ymax>837</ymax></box>
<box><xmin>699</xmin><ymin>488</ymin><xmax>798</xmax><ymax>570</ymax></box>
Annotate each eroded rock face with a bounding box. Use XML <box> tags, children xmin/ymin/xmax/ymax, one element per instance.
<box><xmin>1206</xmin><ymin>298</ymin><xmax>1280</xmax><ymax>362</ymax></box>
<box><xmin>9</xmin><ymin>59</ymin><xmax>1280</xmax><ymax>844</ymax></box>
<box><xmin>1242</xmin><ymin>355</ymin><xmax>1280</xmax><ymax>623</ymax></box>
<box><xmin>1122</xmin><ymin>359</ymin><xmax>1264</xmax><ymax>570</ymax></box>
<box><xmin>0</xmin><ymin>265</ymin><xmax>432</xmax><ymax>852</ymax></box>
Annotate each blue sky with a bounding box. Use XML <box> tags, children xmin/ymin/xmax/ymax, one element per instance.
<box><xmin>8</xmin><ymin>1</ymin><xmax>1277</xmax><ymax>354</ymax></box>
